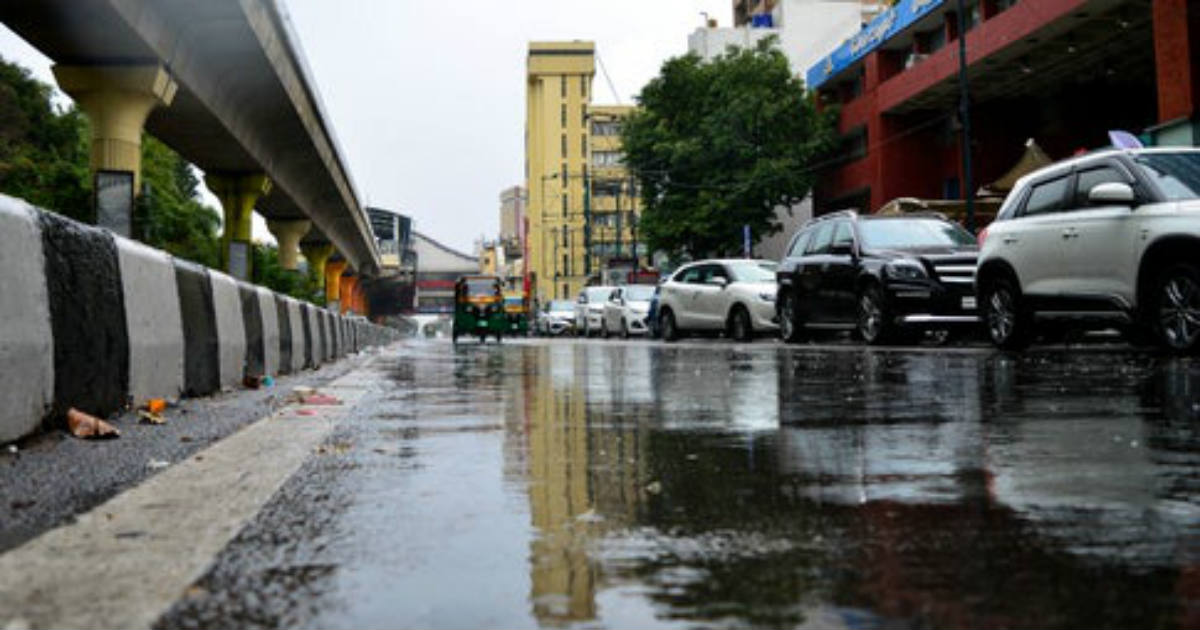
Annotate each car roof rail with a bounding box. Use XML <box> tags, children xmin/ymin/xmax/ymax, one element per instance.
<box><xmin>800</xmin><ymin>208</ymin><xmax>858</xmax><ymax>229</ymax></box>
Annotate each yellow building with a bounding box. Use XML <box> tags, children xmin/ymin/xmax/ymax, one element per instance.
<box><xmin>525</xmin><ymin>42</ymin><xmax>643</xmax><ymax>301</ymax></box>
<box><xmin>526</xmin><ymin>41</ymin><xmax>594</xmax><ymax>303</ymax></box>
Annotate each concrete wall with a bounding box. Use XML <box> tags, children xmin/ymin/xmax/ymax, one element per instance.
<box><xmin>0</xmin><ymin>194</ymin><xmax>400</xmax><ymax>444</ymax></box>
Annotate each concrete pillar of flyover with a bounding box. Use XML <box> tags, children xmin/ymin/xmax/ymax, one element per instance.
<box><xmin>324</xmin><ymin>260</ymin><xmax>348</xmax><ymax>312</ymax></box>
<box><xmin>301</xmin><ymin>243</ymin><xmax>334</xmax><ymax>305</ymax></box>
<box><xmin>339</xmin><ymin>274</ymin><xmax>358</xmax><ymax>315</ymax></box>
<box><xmin>52</xmin><ymin>64</ymin><xmax>177</xmax><ymax>237</ymax></box>
<box><xmin>206</xmin><ymin>173</ymin><xmax>271</xmax><ymax>281</ymax></box>
<box><xmin>266</xmin><ymin>219</ymin><xmax>311</xmax><ymax>272</ymax></box>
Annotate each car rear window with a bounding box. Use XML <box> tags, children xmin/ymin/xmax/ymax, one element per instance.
<box><xmin>624</xmin><ymin>285</ymin><xmax>654</xmax><ymax>300</ymax></box>
<box><xmin>1134</xmin><ymin>152</ymin><xmax>1200</xmax><ymax>201</ymax></box>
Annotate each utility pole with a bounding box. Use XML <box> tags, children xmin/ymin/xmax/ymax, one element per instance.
<box><xmin>956</xmin><ymin>0</ymin><xmax>976</xmax><ymax>233</ymax></box>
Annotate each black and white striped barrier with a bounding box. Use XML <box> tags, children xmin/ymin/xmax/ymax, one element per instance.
<box><xmin>0</xmin><ymin>195</ymin><xmax>400</xmax><ymax>444</ymax></box>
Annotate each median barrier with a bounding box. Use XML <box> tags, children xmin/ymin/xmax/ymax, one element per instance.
<box><xmin>0</xmin><ymin>196</ymin><xmax>401</xmax><ymax>444</ymax></box>
<box><xmin>0</xmin><ymin>198</ymin><xmax>54</xmax><ymax>443</ymax></box>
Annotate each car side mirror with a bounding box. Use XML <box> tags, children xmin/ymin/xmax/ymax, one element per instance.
<box><xmin>707</xmin><ymin>276</ymin><xmax>728</xmax><ymax>288</ymax></box>
<box><xmin>1089</xmin><ymin>182</ymin><xmax>1135</xmax><ymax>205</ymax></box>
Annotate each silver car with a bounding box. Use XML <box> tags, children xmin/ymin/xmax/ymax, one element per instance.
<box><xmin>656</xmin><ymin>259</ymin><xmax>778</xmax><ymax>342</ymax></box>
<box><xmin>537</xmin><ymin>299</ymin><xmax>576</xmax><ymax>336</ymax></box>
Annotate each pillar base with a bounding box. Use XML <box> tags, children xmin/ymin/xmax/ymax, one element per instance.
<box><xmin>267</xmin><ymin>219</ymin><xmax>311</xmax><ymax>271</ymax></box>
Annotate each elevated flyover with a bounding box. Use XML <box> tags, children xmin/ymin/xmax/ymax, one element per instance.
<box><xmin>0</xmin><ymin>0</ymin><xmax>380</xmax><ymax>276</ymax></box>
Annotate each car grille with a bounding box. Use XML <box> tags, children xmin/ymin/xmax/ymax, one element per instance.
<box><xmin>931</xmin><ymin>257</ymin><xmax>977</xmax><ymax>286</ymax></box>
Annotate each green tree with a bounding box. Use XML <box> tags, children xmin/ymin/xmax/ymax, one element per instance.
<box><xmin>0</xmin><ymin>57</ymin><xmax>91</xmax><ymax>221</ymax></box>
<box><xmin>138</xmin><ymin>135</ymin><xmax>222</xmax><ymax>268</ymax></box>
<box><xmin>621</xmin><ymin>39</ymin><xmax>837</xmax><ymax>259</ymax></box>
<box><xmin>251</xmin><ymin>242</ymin><xmax>319</xmax><ymax>301</ymax></box>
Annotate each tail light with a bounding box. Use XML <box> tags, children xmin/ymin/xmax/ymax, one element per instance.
<box><xmin>977</xmin><ymin>226</ymin><xmax>990</xmax><ymax>247</ymax></box>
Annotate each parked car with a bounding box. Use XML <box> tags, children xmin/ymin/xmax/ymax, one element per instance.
<box><xmin>976</xmin><ymin>147</ymin><xmax>1200</xmax><ymax>353</ymax></box>
<box><xmin>574</xmin><ymin>285</ymin><xmax>615</xmax><ymax>337</ymax></box>
<box><xmin>775</xmin><ymin>210</ymin><xmax>979</xmax><ymax>345</ymax></box>
<box><xmin>537</xmin><ymin>299</ymin><xmax>576</xmax><ymax>336</ymax></box>
<box><xmin>656</xmin><ymin>259</ymin><xmax>778</xmax><ymax>342</ymax></box>
<box><xmin>601</xmin><ymin>284</ymin><xmax>655</xmax><ymax>338</ymax></box>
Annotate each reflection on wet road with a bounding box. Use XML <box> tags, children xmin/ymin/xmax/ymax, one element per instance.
<box><xmin>160</xmin><ymin>340</ymin><xmax>1200</xmax><ymax>629</ymax></box>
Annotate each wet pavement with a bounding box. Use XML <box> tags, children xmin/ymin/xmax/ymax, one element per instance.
<box><xmin>156</xmin><ymin>338</ymin><xmax>1200</xmax><ymax>629</ymax></box>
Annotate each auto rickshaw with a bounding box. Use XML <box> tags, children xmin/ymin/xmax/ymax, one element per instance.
<box><xmin>451</xmin><ymin>275</ymin><xmax>507</xmax><ymax>343</ymax></box>
<box><xmin>503</xmin><ymin>293</ymin><xmax>529</xmax><ymax>336</ymax></box>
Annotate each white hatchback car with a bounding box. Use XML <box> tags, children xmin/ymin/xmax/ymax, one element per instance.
<box><xmin>601</xmin><ymin>284</ymin><xmax>655</xmax><ymax>338</ymax></box>
<box><xmin>574</xmin><ymin>285</ymin><xmax>616</xmax><ymax>337</ymax></box>
<box><xmin>656</xmin><ymin>259</ymin><xmax>778</xmax><ymax>342</ymax></box>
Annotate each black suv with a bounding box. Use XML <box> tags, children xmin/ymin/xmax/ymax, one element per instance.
<box><xmin>775</xmin><ymin>210</ymin><xmax>979</xmax><ymax>344</ymax></box>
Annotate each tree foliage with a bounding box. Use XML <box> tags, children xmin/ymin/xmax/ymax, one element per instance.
<box><xmin>621</xmin><ymin>39</ymin><xmax>837</xmax><ymax>259</ymax></box>
<box><xmin>138</xmin><ymin>136</ymin><xmax>222</xmax><ymax>268</ymax></box>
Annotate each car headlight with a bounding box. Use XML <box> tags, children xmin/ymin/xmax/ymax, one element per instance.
<box><xmin>884</xmin><ymin>260</ymin><xmax>927</xmax><ymax>281</ymax></box>
<box><xmin>758</xmin><ymin>292</ymin><xmax>775</xmax><ymax>302</ymax></box>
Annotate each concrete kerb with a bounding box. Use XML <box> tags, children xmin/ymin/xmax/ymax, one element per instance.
<box><xmin>116</xmin><ymin>237</ymin><xmax>185</xmax><ymax>407</ymax></box>
<box><xmin>285</xmin><ymin>298</ymin><xmax>305</xmax><ymax>374</ymax></box>
<box><xmin>257</xmin><ymin>287</ymin><xmax>280</xmax><ymax>377</ymax></box>
<box><xmin>0</xmin><ymin>197</ymin><xmax>54</xmax><ymax>443</ymax></box>
<box><xmin>208</xmin><ymin>271</ymin><xmax>248</xmax><ymax>390</ymax></box>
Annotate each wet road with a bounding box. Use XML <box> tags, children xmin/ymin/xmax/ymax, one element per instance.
<box><xmin>154</xmin><ymin>338</ymin><xmax>1200</xmax><ymax>629</ymax></box>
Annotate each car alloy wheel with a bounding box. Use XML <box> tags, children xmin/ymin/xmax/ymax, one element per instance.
<box><xmin>857</xmin><ymin>287</ymin><xmax>885</xmax><ymax>344</ymax></box>
<box><xmin>982</xmin><ymin>277</ymin><xmax>1031</xmax><ymax>350</ymax></box>
<box><xmin>1156</xmin><ymin>263</ymin><xmax>1200</xmax><ymax>352</ymax></box>
<box><xmin>730</xmin><ymin>307</ymin><xmax>752</xmax><ymax>342</ymax></box>
<box><xmin>661</xmin><ymin>310</ymin><xmax>679</xmax><ymax>342</ymax></box>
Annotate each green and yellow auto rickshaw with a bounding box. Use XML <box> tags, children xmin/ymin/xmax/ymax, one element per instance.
<box><xmin>503</xmin><ymin>293</ymin><xmax>529</xmax><ymax>336</ymax></box>
<box><xmin>452</xmin><ymin>275</ymin><xmax>507</xmax><ymax>343</ymax></box>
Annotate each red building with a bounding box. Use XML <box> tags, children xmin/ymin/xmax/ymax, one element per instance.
<box><xmin>808</xmin><ymin>0</ymin><xmax>1200</xmax><ymax>216</ymax></box>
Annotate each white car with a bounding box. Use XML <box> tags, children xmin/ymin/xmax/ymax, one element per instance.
<box><xmin>537</xmin><ymin>299</ymin><xmax>576</xmax><ymax>336</ymax></box>
<box><xmin>574</xmin><ymin>285</ymin><xmax>615</xmax><ymax>337</ymax></box>
<box><xmin>656</xmin><ymin>259</ymin><xmax>779</xmax><ymax>342</ymax></box>
<box><xmin>977</xmin><ymin>147</ymin><xmax>1200</xmax><ymax>352</ymax></box>
<box><xmin>601</xmin><ymin>284</ymin><xmax>655</xmax><ymax>338</ymax></box>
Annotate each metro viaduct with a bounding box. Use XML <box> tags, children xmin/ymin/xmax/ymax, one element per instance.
<box><xmin>0</xmin><ymin>0</ymin><xmax>380</xmax><ymax>313</ymax></box>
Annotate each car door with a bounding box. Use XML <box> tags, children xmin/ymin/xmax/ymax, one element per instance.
<box><xmin>662</xmin><ymin>265</ymin><xmax>701</xmax><ymax>328</ymax></box>
<box><xmin>800</xmin><ymin>222</ymin><xmax>837</xmax><ymax>323</ymax></box>
<box><xmin>695</xmin><ymin>264</ymin><xmax>732</xmax><ymax>327</ymax></box>
<box><xmin>1062</xmin><ymin>163</ymin><xmax>1141</xmax><ymax>302</ymax></box>
<box><xmin>825</xmin><ymin>220</ymin><xmax>860</xmax><ymax>323</ymax></box>
<box><xmin>998</xmin><ymin>174</ymin><xmax>1073</xmax><ymax>299</ymax></box>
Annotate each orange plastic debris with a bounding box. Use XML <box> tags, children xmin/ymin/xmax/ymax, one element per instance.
<box><xmin>66</xmin><ymin>408</ymin><xmax>120</xmax><ymax>439</ymax></box>
<box><xmin>147</xmin><ymin>399</ymin><xmax>167</xmax><ymax>414</ymax></box>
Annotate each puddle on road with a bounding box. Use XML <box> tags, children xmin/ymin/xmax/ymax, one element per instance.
<box><xmin>265</xmin><ymin>341</ymin><xmax>1200</xmax><ymax>629</ymax></box>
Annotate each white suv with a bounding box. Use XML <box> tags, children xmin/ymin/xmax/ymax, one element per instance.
<box><xmin>976</xmin><ymin>147</ymin><xmax>1200</xmax><ymax>352</ymax></box>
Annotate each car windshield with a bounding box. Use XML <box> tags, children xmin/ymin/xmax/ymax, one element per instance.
<box><xmin>548</xmin><ymin>300</ymin><xmax>574</xmax><ymax>313</ymax></box>
<box><xmin>585</xmin><ymin>287</ymin><xmax>611</xmax><ymax>302</ymax></box>
<box><xmin>504</xmin><ymin>297</ymin><xmax>523</xmax><ymax>306</ymax></box>
<box><xmin>859</xmin><ymin>218</ymin><xmax>975</xmax><ymax>250</ymax></box>
<box><xmin>463</xmin><ymin>278</ymin><xmax>498</xmax><ymax>297</ymax></box>
<box><xmin>617</xmin><ymin>285</ymin><xmax>651</xmax><ymax>301</ymax></box>
<box><xmin>727</xmin><ymin>261</ymin><xmax>777</xmax><ymax>283</ymax></box>
<box><xmin>1133</xmin><ymin>152</ymin><xmax>1200</xmax><ymax>200</ymax></box>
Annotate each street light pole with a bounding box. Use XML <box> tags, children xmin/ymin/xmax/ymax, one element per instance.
<box><xmin>956</xmin><ymin>0</ymin><xmax>976</xmax><ymax>233</ymax></box>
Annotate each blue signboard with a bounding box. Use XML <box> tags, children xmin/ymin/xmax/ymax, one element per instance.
<box><xmin>806</xmin><ymin>0</ymin><xmax>947</xmax><ymax>90</ymax></box>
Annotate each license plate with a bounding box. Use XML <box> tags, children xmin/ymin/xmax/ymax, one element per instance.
<box><xmin>962</xmin><ymin>296</ymin><xmax>977</xmax><ymax>310</ymax></box>
<box><xmin>476</xmin><ymin>321</ymin><xmax>486</xmax><ymax>327</ymax></box>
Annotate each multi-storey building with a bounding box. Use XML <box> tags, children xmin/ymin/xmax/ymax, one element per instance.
<box><xmin>585</xmin><ymin>105</ymin><xmax>643</xmax><ymax>287</ymax></box>
<box><xmin>526</xmin><ymin>41</ymin><xmax>595</xmax><ymax>303</ymax></box>
<box><xmin>806</xmin><ymin>0</ymin><xmax>1184</xmax><ymax>218</ymax></box>
<box><xmin>499</xmin><ymin>186</ymin><xmax>527</xmax><ymax>247</ymax></box>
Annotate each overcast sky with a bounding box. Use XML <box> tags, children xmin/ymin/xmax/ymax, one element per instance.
<box><xmin>0</xmin><ymin>0</ymin><xmax>730</xmax><ymax>254</ymax></box>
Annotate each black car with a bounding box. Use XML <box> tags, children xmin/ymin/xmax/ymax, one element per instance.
<box><xmin>775</xmin><ymin>210</ymin><xmax>979</xmax><ymax>345</ymax></box>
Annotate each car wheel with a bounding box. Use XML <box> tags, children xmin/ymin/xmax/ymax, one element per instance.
<box><xmin>661</xmin><ymin>309</ymin><xmax>680</xmax><ymax>342</ymax></box>
<box><xmin>1153</xmin><ymin>263</ymin><xmax>1200</xmax><ymax>353</ymax></box>
<box><xmin>620</xmin><ymin>319</ymin><xmax>629</xmax><ymax>339</ymax></box>
<box><xmin>857</xmin><ymin>284</ymin><xmax>898</xmax><ymax>345</ymax></box>
<box><xmin>728</xmin><ymin>306</ymin><xmax>753</xmax><ymax>342</ymax></box>
<box><xmin>981</xmin><ymin>277</ymin><xmax>1032</xmax><ymax>350</ymax></box>
<box><xmin>778</xmin><ymin>290</ymin><xmax>806</xmax><ymax>343</ymax></box>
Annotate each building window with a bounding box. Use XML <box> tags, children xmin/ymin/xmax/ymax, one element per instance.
<box><xmin>581</xmin><ymin>134</ymin><xmax>588</xmax><ymax>158</ymax></box>
<box><xmin>562</xmin><ymin>254</ymin><xmax>569</xmax><ymax>275</ymax></box>
<box><xmin>561</xmin><ymin>76</ymin><xmax>567</xmax><ymax>98</ymax></box>
<box><xmin>926</xmin><ymin>27</ymin><xmax>946</xmax><ymax>53</ymax></box>
<box><xmin>964</xmin><ymin>0</ymin><xmax>981</xmax><ymax>31</ymax></box>
<box><xmin>592</xmin><ymin>179</ymin><xmax>622</xmax><ymax>198</ymax></box>
<box><xmin>561</xmin><ymin>226</ymin><xmax>568</xmax><ymax>248</ymax></box>
<box><xmin>591</xmin><ymin>120</ymin><xmax>621</xmax><ymax>136</ymax></box>
<box><xmin>561</xmin><ymin>163</ymin><xmax>567</xmax><ymax>184</ymax></box>
<box><xmin>561</xmin><ymin>134</ymin><xmax>568</xmax><ymax>158</ymax></box>
<box><xmin>592</xmin><ymin>150</ymin><xmax>623</xmax><ymax>167</ymax></box>
<box><xmin>581</xmin><ymin>76</ymin><xmax>587</xmax><ymax>98</ymax></box>
<box><xmin>562</xmin><ymin>283</ymin><xmax>568</xmax><ymax>297</ymax></box>
<box><xmin>561</xmin><ymin>104</ymin><xmax>566</xmax><ymax>128</ymax></box>
<box><xmin>581</xmin><ymin>105</ymin><xmax>587</xmax><ymax>127</ymax></box>
<box><xmin>995</xmin><ymin>0</ymin><xmax>1018</xmax><ymax>11</ymax></box>
<box><xmin>562</xmin><ymin>193</ymin><xmax>568</xmax><ymax>216</ymax></box>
